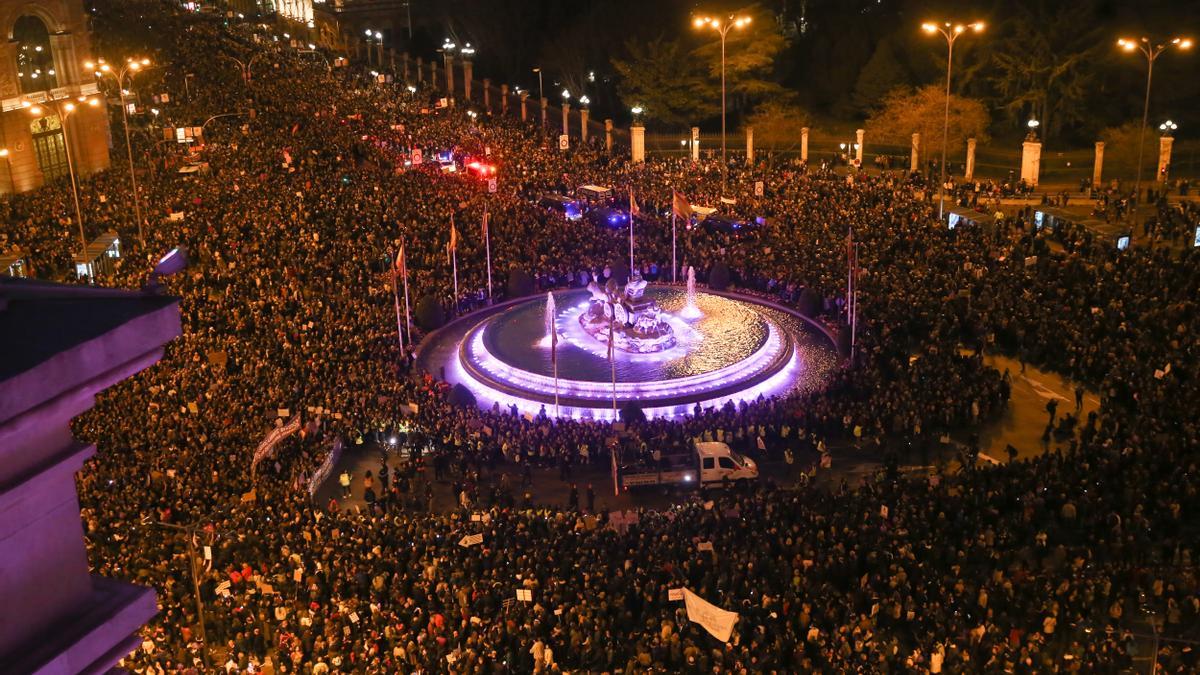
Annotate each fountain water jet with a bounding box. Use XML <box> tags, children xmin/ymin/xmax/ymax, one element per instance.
<box><xmin>680</xmin><ymin>266</ymin><xmax>702</xmax><ymax>319</ymax></box>
<box><xmin>538</xmin><ymin>292</ymin><xmax>557</xmax><ymax>348</ymax></box>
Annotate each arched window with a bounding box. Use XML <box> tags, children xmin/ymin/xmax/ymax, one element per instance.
<box><xmin>14</xmin><ymin>16</ymin><xmax>58</xmax><ymax>94</ymax></box>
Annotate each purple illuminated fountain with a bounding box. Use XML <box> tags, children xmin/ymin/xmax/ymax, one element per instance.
<box><xmin>419</xmin><ymin>276</ymin><xmax>838</xmax><ymax>420</ymax></box>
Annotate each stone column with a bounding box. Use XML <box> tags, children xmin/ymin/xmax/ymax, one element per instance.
<box><xmin>745</xmin><ymin>127</ymin><xmax>754</xmax><ymax>165</ymax></box>
<box><xmin>402</xmin><ymin>53</ymin><xmax>410</xmax><ymax>81</ymax></box>
<box><xmin>580</xmin><ymin>108</ymin><xmax>589</xmax><ymax>143</ymax></box>
<box><xmin>389</xmin><ymin>48</ymin><xmax>396</xmax><ymax>70</ymax></box>
<box><xmin>632</xmin><ymin>124</ymin><xmax>645</xmax><ymax>164</ymax></box>
<box><xmin>1158</xmin><ymin>135</ymin><xmax>1174</xmax><ymax>182</ymax></box>
<box><xmin>561</xmin><ymin>102</ymin><xmax>570</xmax><ymax>137</ymax></box>
<box><xmin>1093</xmin><ymin>141</ymin><xmax>1104</xmax><ymax>188</ymax></box>
<box><xmin>965</xmin><ymin>138</ymin><xmax>977</xmax><ymax>181</ymax></box>
<box><xmin>1020</xmin><ymin>140</ymin><xmax>1042</xmax><ymax>187</ymax></box>
<box><xmin>910</xmin><ymin>133</ymin><xmax>920</xmax><ymax>173</ymax></box>
<box><xmin>855</xmin><ymin>128</ymin><xmax>865</xmax><ymax>165</ymax></box>
<box><xmin>520</xmin><ymin>93</ymin><xmax>528</xmax><ymax>121</ymax></box>
<box><xmin>801</xmin><ymin>127</ymin><xmax>809</xmax><ymax>163</ymax></box>
<box><xmin>430</xmin><ymin>60</ymin><xmax>437</xmax><ymax>89</ymax></box>
<box><xmin>605</xmin><ymin>119</ymin><xmax>614</xmax><ymax>153</ymax></box>
<box><xmin>483</xmin><ymin>78</ymin><xmax>491</xmax><ymax>112</ymax></box>
<box><xmin>500</xmin><ymin>84</ymin><xmax>508</xmax><ymax>115</ymax></box>
<box><xmin>444</xmin><ymin>55</ymin><xmax>454</xmax><ymax>94</ymax></box>
<box><xmin>541</xmin><ymin>97</ymin><xmax>548</xmax><ymax>129</ymax></box>
<box><xmin>463</xmin><ymin>61</ymin><xmax>473</xmax><ymax>100</ymax></box>
<box><xmin>691</xmin><ymin>127</ymin><xmax>700</xmax><ymax>163</ymax></box>
<box><xmin>416</xmin><ymin>57</ymin><xmax>424</xmax><ymax>83</ymax></box>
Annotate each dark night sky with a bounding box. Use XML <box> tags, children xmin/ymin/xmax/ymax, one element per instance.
<box><xmin>400</xmin><ymin>0</ymin><xmax>1200</xmax><ymax>142</ymax></box>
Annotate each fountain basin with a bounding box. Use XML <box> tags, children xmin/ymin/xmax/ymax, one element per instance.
<box><xmin>418</xmin><ymin>286</ymin><xmax>838</xmax><ymax>419</ymax></box>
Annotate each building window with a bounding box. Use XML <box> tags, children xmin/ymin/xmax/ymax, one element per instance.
<box><xmin>14</xmin><ymin>15</ymin><xmax>58</xmax><ymax>94</ymax></box>
<box><xmin>30</xmin><ymin>115</ymin><xmax>68</xmax><ymax>181</ymax></box>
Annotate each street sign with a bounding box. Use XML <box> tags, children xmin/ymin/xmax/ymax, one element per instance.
<box><xmin>487</xmin><ymin>178</ymin><xmax>497</xmax><ymax>193</ymax></box>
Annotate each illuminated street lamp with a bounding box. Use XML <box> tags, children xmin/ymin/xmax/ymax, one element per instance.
<box><xmin>30</xmin><ymin>96</ymin><xmax>102</xmax><ymax>273</ymax></box>
<box><xmin>1159</xmin><ymin>119</ymin><xmax>1177</xmax><ymax>136</ymax></box>
<box><xmin>531</xmin><ymin>67</ymin><xmax>544</xmax><ymax>101</ymax></box>
<box><xmin>1117</xmin><ymin>36</ymin><xmax>1192</xmax><ymax>214</ymax></box>
<box><xmin>87</xmin><ymin>56</ymin><xmax>152</xmax><ymax>244</ymax></box>
<box><xmin>561</xmin><ymin>88</ymin><xmax>570</xmax><ymax>100</ymax></box>
<box><xmin>579</xmin><ymin>95</ymin><xmax>590</xmax><ymax>107</ymax></box>
<box><xmin>922</xmin><ymin>20</ymin><xmax>984</xmax><ymax>222</ymax></box>
<box><xmin>693</xmin><ymin>12</ymin><xmax>751</xmax><ymax>191</ymax></box>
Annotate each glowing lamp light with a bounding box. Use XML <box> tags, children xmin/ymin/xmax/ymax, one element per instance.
<box><xmin>0</xmin><ymin>149</ymin><xmax>9</xmax><ymax>157</ymax></box>
<box><xmin>1027</xmin><ymin>119</ymin><xmax>1040</xmax><ymax>129</ymax></box>
<box><xmin>579</xmin><ymin>95</ymin><xmax>590</xmax><ymax>106</ymax></box>
<box><xmin>561</xmin><ymin>89</ymin><xmax>570</xmax><ymax>99</ymax></box>
<box><xmin>631</xmin><ymin>106</ymin><xmax>643</xmax><ymax>115</ymax></box>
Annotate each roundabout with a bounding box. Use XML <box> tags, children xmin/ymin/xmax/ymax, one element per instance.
<box><xmin>418</xmin><ymin>280</ymin><xmax>840</xmax><ymax>420</ymax></box>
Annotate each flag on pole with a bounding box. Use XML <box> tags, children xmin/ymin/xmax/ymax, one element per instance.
<box><xmin>481</xmin><ymin>208</ymin><xmax>489</xmax><ymax>239</ymax></box>
<box><xmin>629</xmin><ymin>187</ymin><xmax>640</xmax><ymax>217</ymax></box>
<box><xmin>448</xmin><ymin>215</ymin><xmax>458</xmax><ymax>264</ymax></box>
<box><xmin>395</xmin><ymin>243</ymin><xmax>407</xmax><ymax>277</ymax></box>
<box><xmin>672</xmin><ymin>190</ymin><xmax>693</xmax><ymax>219</ymax></box>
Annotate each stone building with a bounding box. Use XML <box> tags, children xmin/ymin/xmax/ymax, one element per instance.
<box><xmin>0</xmin><ymin>277</ymin><xmax>181</xmax><ymax>672</ymax></box>
<box><xmin>0</xmin><ymin>0</ymin><xmax>109</xmax><ymax>194</ymax></box>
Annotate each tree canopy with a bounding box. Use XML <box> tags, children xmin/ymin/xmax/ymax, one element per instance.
<box><xmin>611</xmin><ymin>37</ymin><xmax>718</xmax><ymax>127</ymax></box>
<box><xmin>866</xmin><ymin>85</ymin><xmax>990</xmax><ymax>155</ymax></box>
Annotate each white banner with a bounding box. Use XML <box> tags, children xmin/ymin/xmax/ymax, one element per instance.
<box><xmin>458</xmin><ymin>533</ymin><xmax>484</xmax><ymax>547</ymax></box>
<box><xmin>682</xmin><ymin>588</ymin><xmax>739</xmax><ymax>643</ymax></box>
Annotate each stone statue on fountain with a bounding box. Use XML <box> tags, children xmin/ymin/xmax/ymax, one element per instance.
<box><xmin>581</xmin><ymin>271</ymin><xmax>677</xmax><ymax>353</ymax></box>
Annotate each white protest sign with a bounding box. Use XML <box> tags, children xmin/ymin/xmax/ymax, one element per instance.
<box><xmin>203</xmin><ymin>546</ymin><xmax>212</xmax><ymax>561</ymax></box>
<box><xmin>697</xmin><ymin>542</ymin><xmax>714</xmax><ymax>552</ymax></box>
<box><xmin>682</xmin><ymin>588</ymin><xmax>739</xmax><ymax>643</ymax></box>
<box><xmin>754</xmin><ymin>181</ymin><xmax>764</xmax><ymax>196</ymax></box>
<box><xmin>349</xmin><ymin>612</ymin><xmax>360</xmax><ymax>623</ymax></box>
<box><xmin>488</xmin><ymin>178</ymin><xmax>498</xmax><ymax>193</ymax></box>
<box><xmin>516</xmin><ymin>589</ymin><xmax>533</xmax><ymax>602</ymax></box>
<box><xmin>412</xmin><ymin>149</ymin><xmax>423</xmax><ymax>165</ymax></box>
<box><xmin>458</xmin><ymin>533</ymin><xmax>484</xmax><ymax>548</ymax></box>
<box><xmin>559</xmin><ymin>134</ymin><xmax>569</xmax><ymax>150</ymax></box>
<box><xmin>668</xmin><ymin>588</ymin><xmax>684</xmax><ymax>601</ymax></box>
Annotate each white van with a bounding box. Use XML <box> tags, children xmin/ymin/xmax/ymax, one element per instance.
<box><xmin>621</xmin><ymin>441</ymin><xmax>758</xmax><ymax>489</ymax></box>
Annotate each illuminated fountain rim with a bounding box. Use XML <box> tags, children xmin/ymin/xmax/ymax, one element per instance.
<box><xmin>461</xmin><ymin>309</ymin><xmax>789</xmax><ymax>402</ymax></box>
<box><xmin>417</xmin><ymin>286</ymin><xmax>838</xmax><ymax>421</ymax></box>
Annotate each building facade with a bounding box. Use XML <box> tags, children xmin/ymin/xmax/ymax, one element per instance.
<box><xmin>0</xmin><ymin>0</ymin><xmax>109</xmax><ymax>195</ymax></box>
<box><xmin>0</xmin><ymin>278</ymin><xmax>181</xmax><ymax>673</ymax></box>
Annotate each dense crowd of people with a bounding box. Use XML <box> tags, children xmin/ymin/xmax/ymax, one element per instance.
<box><xmin>5</xmin><ymin>2</ymin><xmax>1200</xmax><ymax>672</ymax></box>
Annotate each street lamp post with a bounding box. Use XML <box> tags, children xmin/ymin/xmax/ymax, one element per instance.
<box><xmin>1118</xmin><ymin>36</ymin><xmax>1192</xmax><ymax>217</ymax></box>
<box><xmin>922</xmin><ymin>20</ymin><xmax>984</xmax><ymax>222</ymax></box>
<box><xmin>694</xmin><ymin>13</ymin><xmax>751</xmax><ymax>193</ymax></box>
<box><xmin>440</xmin><ymin>39</ymin><xmax>456</xmax><ymax>92</ymax></box>
<box><xmin>88</xmin><ymin>57</ymin><xmax>152</xmax><ymax>246</ymax></box>
<box><xmin>532</xmin><ymin>67</ymin><xmax>544</xmax><ymax>130</ymax></box>
<box><xmin>29</xmin><ymin>97</ymin><xmax>100</xmax><ymax>276</ymax></box>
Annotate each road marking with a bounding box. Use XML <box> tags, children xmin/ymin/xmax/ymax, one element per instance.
<box><xmin>1021</xmin><ymin>374</ymin><xmax>1070</xmax><ymax>402</ymax></box>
